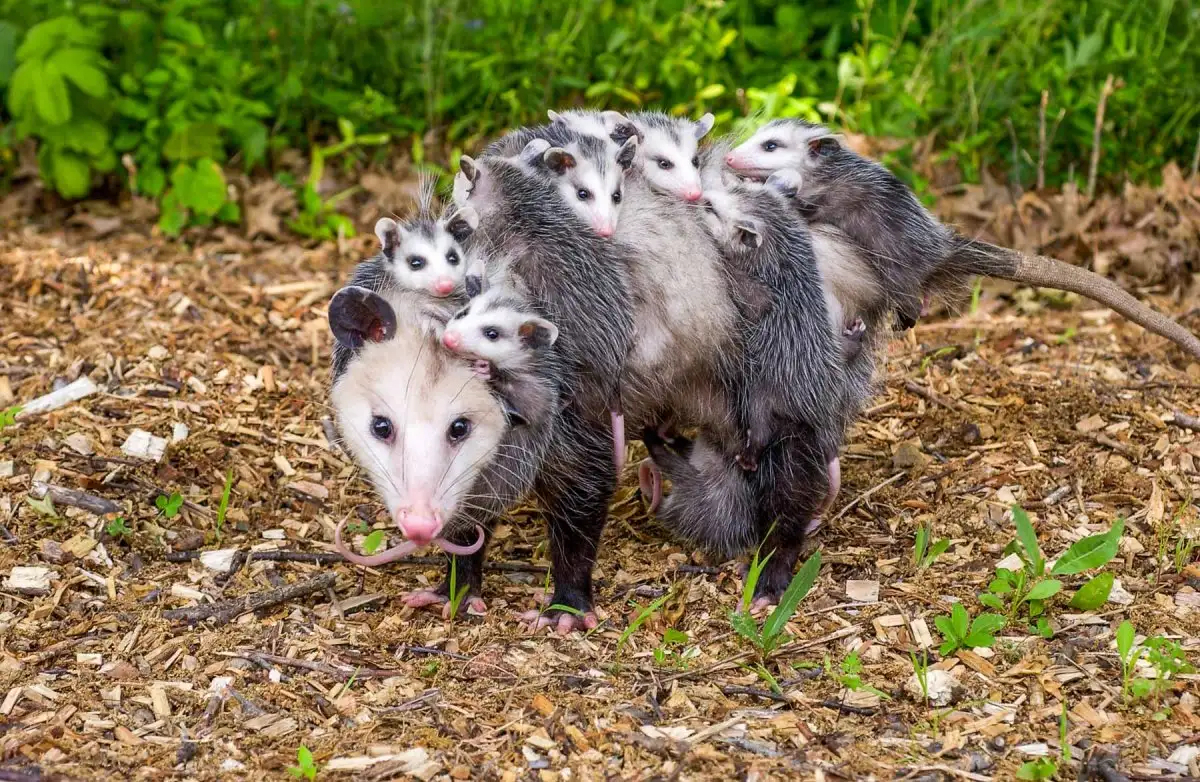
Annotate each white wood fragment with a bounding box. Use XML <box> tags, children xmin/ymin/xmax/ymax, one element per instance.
<box><xmin>208</xmin><ymin>676</ymin><xmax>233</xmax><ymax>696</ymax></box>
<box><xmin>1</xmin><ymin>687</ymin><xmax>22</xmax><ymax>715</ymax></box>
<box><xmin>996</xmin><ymin>552</ymin><xmax>1024</xmax><ymax>572</ymax></box>
<box><xmin>1168</xmin><ymin>746</ymin><xmax>1199</xmax><ymax>766</ymax></box>
<box><xmin>199</xmin><ymin>549</ymin><xmax>239</xmax><ymax>572</ymax></box>
<box><xmin>1017</xmin><ymin>743</ymin><xmax>1049</xmax><ymax>757</ymax></box>
<box><xmin>905</xmin><ymin>669</ymin><xmax>955</xmax><ymax>706</ymax></box>
<box><xmin>261</xmin><ymin>529</ymin><xmax>286</xmax><ymax>540</ymax></box>
<box><xmin>171</xmin><ymin>423</ymin><xmax>189</xmax><ymax>443</ymax></box>
<box><xmin>4</xmin><ymin>566</ymin><xmax>55</xmax><ymax>594</ymax></box>
<box><xmin>121</xmin><ymin>429</ymin><xmax>168</xmax><ymax>462</ymax></box>
<box><xmin>147</xmin><ymin>346</ymin><xmax>169</xmax><ymax>361</ymax></box>
<box><xmin>149</xmin><ymin>685</ymin><xmax>171</xmax><ymax>719</ymax></box>
<box><xmin>170</xmin><ymin>584</ymin><xmax>207</xmax><ymax>602</ymax></box>
<box><xmin>0</xmin><ymin>461</ymin><xmax>12</xmax><ymax>478</ymax></box>
<box><xmin>287</xmin><ymin>480</ymin><xmax>329</xmax><ymax>500</ymax></box>
<box><xmin>220</xmin><ymin>759</ymin><xmax>246</xmax><ymax>772</ymax></box>
<box><xmin>63</xmin><ymin>433</ymin><xmax>94</xmax><ymax>456</ymax></box>
<box><xmin>273</xmin><ymin>454</ymin><xmax>296</xmax><ymax>477</ymax></box>
<box><xmin>910</xmin><ymin>617</ymin><xmax>934</xmax><ymax>649</ymax></box>
<box><xmin>76</xmin><ymin>653</ymin><xmax>103</xmax><ymax>666</ymax></box>
<box><xmin>845</xmin><ymin>580</ymin><xmax>879</xmax><ymax>603</ymax></box>
<box><xmin>17</xmin><ymin>376</ymin><xmax>99</xmax><ymax>418</ymax></box>
<box><xmin>1108</xmin><ymin>579</ymin><xmax>1134</xmax><ymax>605</ymax></box>
<box><xmin>325</xmin><ymin>749</ymin><xmax>430</xmax><ymax>772</ymax></box>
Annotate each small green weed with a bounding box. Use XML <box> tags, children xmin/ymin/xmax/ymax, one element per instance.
<box><xmin>446</xmin><ymin>556</ymin><xmax>470</xmax><ymax>620</ymax></box>
<box><xmin>1117</xmin><ymin>620</ymin><xmax>1194</xmax><ymax>706</ymax></box>
<box><xmin>215</xmin><ymin>468</ymin><xmax>234</xmax><ymax>537</ymax></box>
<box><xmin>913</xmin><ymin>523</ymin><xmax>950</xmax><ymax>571</ymax></box>
<box><xmin>287</xmin><ymin>119</ymin><xmax>388</xmax><ymax>241</ymax></box>
<box><xmin>104</xmin><ymin>516</ymin><xmax>131</xmax><ymax>538</ymax></box>
<box><xmin>419</xmin><ymin>659</ymin><xmax>440</xmax><ymax>678</ymax></box>
<box><xmin>1016</xmin><ymin>758</ymin><xmax>1057</xmax><ymax>780</ymax></box>
<box><xmin>287</xmin><ymin>745</ymin><xmax>318</xmax><ymax>781</ymax></box>
<box><xmin>155</xmin><ymin>491</ymin><xmax>183</xmax><ymax>519</ymax></box>
<box><xmin>362</xmin><ymin>530</ymin><xmax>385</xmax><ymax>554</ymax></box>
<box><xmin>1060</xmin><ymin>699</ymin><xmax>1071</xmax><ymax>762</ymax></box>
<box><xmin>0</xmin><ymin>406</ymin><xmax>21</xmax><ymax>430</ymax></box>
<box><xmin>616</xmin><ymin>588</ymin><xmax>675</xmax><ymax>653</ymax></box>
<box><xmin>827</xmin><ymin>649</ymin><xmax>890</xmax><ymax>700</ymax></box>
<box><xmin>934</xmin><ymin>602</ymin><xmax>1005</xmax><ymax>655</ymax></box>
<box><xmin>909</xmin><ymin>650</ymin><xmax>930</xmax><ymax>703</ymax></box>
<box><xmin>653</xmin><ymin>628</ymin><xmax>691</xmax><ymax>667</ymax></box>
<box><xmin>728</xmin><ymin>549</ymin><xmax>821</xmax><ymax>659</ymax></box>
<box><xmin>26</xmin><ymin>494</ymin><xmax>58</xmax><ymax>519</ymax></box>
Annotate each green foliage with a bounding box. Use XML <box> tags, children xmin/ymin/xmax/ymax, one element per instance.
<box><xmin>616</xmin><ymin>588</ymin><xmax>675</xmax><ymax>653</ymax></box>
<box><xmin>26</xmin><ymin>494</ymin><xmax>58</xmax><ymax>519</ymax></box>
<box><xmin>156</xmin><ymin>491</ymin><xmax>183</xmax><ymax>519</ymax></box>
<box><xmin>913</xmin><ymin>523</ymin><xmax>950</xmax><ymax>571</ymax></box>
<box><xmin>828</xmin><ymin>649</ymin><xmax>890</xmax><ymax>700</ymax></box>
<box><xmin>362</xmin><ymin>530</ymin><xmax>385</xmax><ymax>554</ymax></box>
<box><xmin>287</xmin><ymin>120</ymin><xmax>388</xmax><ymax>241</ymax></box>
<box><xmin>0</xmin><ymin>406</ymin><xmax>21</xmax><ymax>431</ymax></box>
<box><xmin>1016</xmin><ymin>758</ymin><xmax>1057</xmax><ymax>781</ymax></box>
<box><xmin>446</xmin><ymin>556</ymin><xmax>469</xmax><ymax>620</ymax></box>
<box><xmin>1117</xmin><ymin>620</ymin><xmax>1194</xmax><ymax>705</ymax></box>
<box><xmin>215</xmin><ymin>468</ymin><xmax>234</xmax><ymax>537</ymax></box>
<box><xmin>729</xmin><ymin>550</ymin><xmax>821</xmax><ymax>658</ymax></box>
<box><xmin>287</xmin><ymin>745</ymin><xmax>318</xmax><ymax>781</ymax></box>
<box><xmin>104</xmin><ymin>516</ymin><xmax>131</xmax><ymax>538</ymax></box>
<box><xmin>3</xmin><ymin>0</ymin><xmax>1196</xmax><ymax>215</ymax></box>
<box><xmin>934</xmin><ymin>602</ymin><xmax>1005</xmax><ymax>655</ymax></box>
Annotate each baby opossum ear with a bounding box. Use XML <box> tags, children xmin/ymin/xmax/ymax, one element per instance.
<box><xmin>374</xmin><ymin>217</ymin><xmax>403</xmax><ymax>256</ymax></box>
<box><xmin>458</xmin><ymin>154</ymin><xmax>480</xmax><ymax>183</ymax></box>
<box><xmin>499</xmin><ymin>397</ymin><xmax>529</xmax><ymax>428</ymax></box>
<box><xmin>464</xmin><ymin>274</ymin><xmax>483</xmax><ymax>298</ymax></box>
<box><xmin>328</xmin><ymin>286</ymin><xmax>398</xmax><ymax>349</ymax></box>
<box><xmin>603</xmin><ymin>111</ymin><xmax>641</xmax><ymax>144</ymax></box>
<box><xmin>764</xmin><ymin>168</ymin><xmax>803</xmax><ymax>199</ymax></box>
<box><xmin>517</xmin><ymin>317</ymin><xmax>559</xmax><ymax>349</ymax></box>
<box><xmin>542</xmin><ymin>147</ymin><xmax>577</xmax><ymax>175</ymax></box>
<box><xmin>547</xmin><ymin>109</ymin><xmax>563</xmax><ymax>123</ymax></box>
<box><xmin>443</xmin><ymin>205</ymin><xmax>479</xmax><ymax>242</ymax></box>
<box><xmin>694</xmin><ymin>113</ymin><xmax>715</xmax><ymax>140</ymax></box>
<box><xmin>733</xmin><ymin>219</ymin><xmax>764</xmax><ymax>250</ymax></box>
<box><xmin>807</xmin><ymin>136</ymin><xmax>840</xmax><ymax>156</ymax></box>
<box><xmin>616</xmin><ymin>137</ymin><xmax>639</xmax><ymax>171</ymax></box>
<box><xmin>519</xmin><ymin>138</ymin><xmax>552</xmax><ymax>165</ymax></box>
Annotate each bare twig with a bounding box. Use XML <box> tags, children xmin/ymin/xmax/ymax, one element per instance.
<box><xmin>819</xmin><ymin>699</ymin><xmax>878</xmax><ymax>715</ymax></box>
<box><xmin>1169</xmin><ymin>410</ymin><xmax>1200</xmax><ymax>433</ymax></box>
<box><xmin>0</xmin><ymin>768</ymin><xmax>45</xmax><ymax>782</ymax></box>
<box><xmin>831</xmin><ymin>472</ymin><xmax>905</xmax><ymax>523</ymax></box>
<box><xmin>721</xmin><ymin>685</ymin><xmax>787</xmax><ymax>702</ymax></box>
<box><xmin>376</xmin><ymin>689</ymin><xmax>441</xmax><ymax>714</ymax></box>
<box><xmin>1086</xmin><ymin>74</ymin><xmax>1116</xmax><ymax>201</ymax></box>
<box><xmin>1037</xmin><ymin>90</ymin><xmax>1048</xmax><ymax>190</ymax></box>
<box><xmin>903</xmin><ymin>379</ymin><xmax>976</xmax><ymax>416</ymax></box>
<box><xmin>162</xmin><ymin>572</ymin><xmax>336</xmax><ymax>626</ymax></box>
<box><xmin>1089</xmin><ymin>432</ymin><xmax>1140</xmax><ymax>461</ymax></box>
<box><xmin>393</xmin><ymin>645</ymin><xmax>470</xmax><ymax>661</ymax></box>
<box><xmin>0</xmin><ymin>524</ymin><xmax>15</xmax><ymax>545</ymax></box>
<box><xmin>226</xmin><ymin>650</ymin><xmax>406</xmax><ymax>680</ymax></box>
<box><xmin>898</xmin><ymin>766</ymin><xmax>994</xmax><ymax>782</ymax></box>
<box><xmin>30</xmin><ymin>481</ymin><xmax>121</xmax><ymax>516</ymax></box>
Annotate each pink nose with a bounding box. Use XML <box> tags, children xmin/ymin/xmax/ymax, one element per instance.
<box><xmin>683</xmin><ymin>189</ymin><xmax>702</xmax><ymax>202</ymax></box>
<box><xmin>595</xmin><ymin>224</ymin><xmax>614</xmax><ymax>237</ymax></box>
<box><xmin>725</xmin><ymin>153</ymin><xmax>739</xmax><ymax>167</ymax></box>
<box><xmin>433</xmin><ymin>278</ymin><xmax>456</xmax><ymax>296</ymax></box>
<box><xmin>442</xmin><ymin>331</ymin><xmax>461</xmax><ymax>351</ymax></box>
<box><xmin>399</xmin><ymin>509</ymin><xmax>442</xmax><ymax>546</ymax></box>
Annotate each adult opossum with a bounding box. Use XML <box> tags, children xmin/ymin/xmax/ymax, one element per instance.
<box><xmin>726</xmin><ymin>119</ymin><xmax>1200</xmax><ymax>360</ymax></box>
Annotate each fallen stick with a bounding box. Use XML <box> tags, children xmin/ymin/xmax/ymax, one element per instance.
<box><xmin>162</xmin><ymin>572</ymin><xmax>337</xmax><ymax>626</ymax></box>
<box><xmin>1169</xmin><ymin>410</ymin><xmax>1200</xmax><ymax>433</ymax></box>
<box><xmin>903</xmin><ymin>379</ymin><xmax>977</xmax><ymax>416</ymax></box>
<box><xmin>30</xmin><ymin>481</ymin><xmax>120</xmax><ymax>516</ymax></box>
<box><xmin>225</xmin><ymin>649</ymin><xmax>406</xmax><ymax>680</ymax></box>
<box><xmin>16</xmin><ymin>376</ymin><xmax>99</xmax><ymax>419</ymax></box>
<box><xmin>163</xmin><ymin>549</ymin><xmax>548</xmax><ymax>573</ymax></box>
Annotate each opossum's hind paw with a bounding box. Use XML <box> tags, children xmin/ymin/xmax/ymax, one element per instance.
<box><xmin>518</xmin><ymin>608</ymin><xmax>599</xmax><ymax>635</ymax></box>
<box><xmin>750</xmin><ymin>595</ymin><xmax>777</xmax><ymax>616</ymax></box>
<box><xmin>734</xmin><ymin>449</ymin><xmax>759</xmax><ymax>472</ymax></box>
<box><xmin>638</xmin><ymin>459</ymin><xmax>662</xmax><ymax>513</ymax></box>
<box><xmin>402</xmin><ymin>588</ymin><xmax>449</xmax><ymax>610</ymax></box>
<box><xmin>471</xmin><ymin>360</ymin><xmax>492</xmax><ymax>379</ymax></box>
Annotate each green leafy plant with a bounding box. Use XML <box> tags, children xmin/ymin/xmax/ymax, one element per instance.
<box><xmin>26</xmin><ymin>494</ymin><xmax>59</xmax><ymax>519</ymax></box>
<box><xmin>287</xmin><ymin>119</ymin><xmax>388</xmax><ymax>241</ymax></box>
<box><xmin>157</xmin><ymin>158</ymin><xmax>239</xmax><ymax>236</ymax></box>
<box><xmin>653</xmin><ymin>628</ymin><xmax>690</xmax><ymax>666</ymax></box>
<box><xmin>287</xmin><ymin>744</ymin><xmax>318</xmax><ymax>781</ymax></box>
<box><xmin>155</xmin><ymin>491</ymin><xmax>183</xmax><ymax>519</ymax></box>
<box><xmin>215</xmin><ymin>468</ymin><xmax>234</xmax><ymax>538</ymax></box>
<box><xmin>1016</xmin><ymin>758</ymin><xmax>1057</xmax><ymax>781</ymax></box>
<box><xmin>616</xmin><ymin>589</ymin><xmax>675</xmax><ymax>653</ymax></box>
<box><xmin>446</xmin><ymin>556</ymin><xmax>470</xmax><ymax>620</ymax></box>
<box><xmin>913</xmin><ymin>523</ymin><xmax>950</xmax><ymax>571</ymax></box>
<box><xmin>361</xmin><ymin>530</ymin><xmax>385</xmax><ymax>554</ymax></box>
<box><xmin>1118</xmin><ymin>620</ymin><xmax>1194</xmax><ymax>705</ymax></box>
<box><xmin>104</xmin><ymin>516</ymin><xmax>131</xmax><ymax>538</ymax></box>
<box><xmin>729</xmin><ymin>550</ymin><xmax>821</xmax><ymax>658</ymax></box>
<box><xmin>827</xmin><ymin>649</ymin><xmax>890</xmax><ymax>700</ymax></box>
<box><xmin>934</xmin><ymin>602</ymin><xmax>1005</xmax><ymax>655</ymax></box>
<box><xmin>0</xmin><ymin>406</ymin><xmax>21</xmax><ymax>431</ymax></box>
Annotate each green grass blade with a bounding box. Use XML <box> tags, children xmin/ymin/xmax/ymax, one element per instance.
<box><xmin>761</xmin><ymin>550</ymin><xmax>821</xmax><ymax>644</ymax></box>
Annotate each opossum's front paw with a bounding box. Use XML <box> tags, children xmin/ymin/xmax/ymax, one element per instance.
<box><xmin>471</xmin><ymin>360</ymin><xmax>492</xmax><ymax>379</ymax></box>
<box><xmin>402</xmin><ymin>587</ymin><xmax>487</xmax><ymax>618</ymax></box>
<box><xmin>735</xmin><ymin>449</ymin><xmax>759</xmax><ymax>472</ymax></box>
<box><xmin>519</xmin><ymin>588</ymin><xmax>598</xmax><ymax>635</ymax></box>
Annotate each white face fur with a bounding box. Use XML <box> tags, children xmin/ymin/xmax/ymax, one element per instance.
<box><xmin>441</xmin><ymin>289</ymin><xmax>559</xmax><ymax>368</ymax></box>
<box><xmin>536</xmin><ymin>139</ymin><xmax>633</xmax><ymax>238</ymax></box>
<box><xmin>374</xmin><ymin>217</ymin><xmax>469</xmax><ymax>298</ymax></box>
<box><xmin>637</xmin><ymin>116</ymin><xmax>713</xmax><ymax>202</ymax></box>
<box><xmin>332</xmin><ymin>334</ymin><xmax>507</xmax><ymax>545</ymax></box>
<box><xmin>724</xmin><ymin>120</ymin><xmax>832</xmax><ymax>180</ymax></box>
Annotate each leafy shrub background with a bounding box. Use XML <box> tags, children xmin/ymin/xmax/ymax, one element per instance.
<box><xmin>1</xmin><ymin>0</ymin><xmax>1198</xmax><ymax>228</ymax></box>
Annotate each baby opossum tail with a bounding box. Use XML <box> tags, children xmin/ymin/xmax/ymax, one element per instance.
<box><xmin>948</xmin><ymin>237</ymin><xmax>1200</xmax><ymax>361</ymax></box>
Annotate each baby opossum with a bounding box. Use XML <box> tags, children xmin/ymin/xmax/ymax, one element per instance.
<box><xmin>374</xmin><ymin>175</ymin><xmax>481</xmax><ymax>299</ymax></box>
<box><xmin>550</xmin><ymin>109</ymin><xmax>715</xmax><ymax>202</ymax></box>
<box><xmin>727</xmin><ymin>119</ymin><xmax>1200</xmax><ymax>360</ymax></box>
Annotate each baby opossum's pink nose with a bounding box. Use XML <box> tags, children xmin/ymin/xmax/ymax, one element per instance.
<box><xmin>442</xmin><ymin>330</ymin><xmax>462</xmax><ymax>351</ymax></box>
<box><xmin>683</xmin><ymin>189</ymin><xmax>702</xmax><ymax>202</ymax></box>
<box><xmin>398</xmin><ymin>509</ymin><xmax>442</xmax><ymax>546</ymax></box>
<box><xmin>725</xmin><ymin>153</ymin><xmax>739</xmax><ymax>167</ymax></box>
<box><xmin>433</xmin><ymin>278</ymin><xmax>457</xmax><ymax>296</ymax></box>
<box><xmin>595</xmin><ymin>224</ymin><xmax>614</xmax><ymax>237</ymax></box>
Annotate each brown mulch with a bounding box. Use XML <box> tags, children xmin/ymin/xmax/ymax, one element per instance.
<box><xmin>1</xmin><ymin>179</ymin><xmax>1199</xmax><ymax>781</ymax></box>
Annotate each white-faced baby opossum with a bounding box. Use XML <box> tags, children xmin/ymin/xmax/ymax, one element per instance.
<box><xmin>549</xmin><ymin>109</ymin><xmax>715</xmax><ymax>203</ymax></box>
<box><xmin>465</xmin><ymin>123</ymin><xmax>639</xmax><ymax>238</ymax></box>
<box><xmin>329</xmin><ymin>282</ymin><xmax>565</xmax><ymax>615</ymax></box>
<box><xmin>444</xmin><ymin>152</ymin><xmax>640</xmax><ymax>629</ymax></box>
<box><xmin>726</xmin><ymin>118</ymin><xmax>1200</xmax><ymax>360</ymax></box>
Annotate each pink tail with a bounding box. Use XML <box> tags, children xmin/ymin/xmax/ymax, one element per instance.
<box><xmin>611</xmin><ymin>410</ymin><xmax>626</xmax><ymax>473</ymax></box>
<box><xmin>638</xmin><ymin>459</ymin><xmax>662</xmax><ymax>513</ymax></box>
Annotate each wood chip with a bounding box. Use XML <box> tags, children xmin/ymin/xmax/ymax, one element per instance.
<box><xmin>17</xmin><ymin>376</ymin><xmax>99</xmax><ymax>418</ymax></box>
<box><xmin>4</xmin><ymin>566</ymin><xmax>55</xmax><ymax>595</ymax></box>
<box><xmin>846</xmin><ymin>580</ymin><xmax>880</xmax><ymax>602</ymax></box>
<box><xmin>120</xmin><ymin>429</ymin><xmax>168</xmax><ymax>462</ymax></box>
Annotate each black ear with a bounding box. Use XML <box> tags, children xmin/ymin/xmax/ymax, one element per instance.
<box><xmin>464</xmin><ymin>274</ymin><xmax>483</xmax><ymax>298</ymax></box>
<box><xmin>328</xmin><ymin>286</ymin><xmax>398</xmax><ymax>349</ymax></box>
<box><xmin>808</xmin><ymin>136</ymin><xmax>840</xmax><ymax>156</ymax></box>
<box><xmin>616</xmin><ymin>137</ymin><xmax>638</xmax><ymax>171</ymax></box>
<box><xmin>444</xmin><ymin>205</ymin><xmax>479</xmax><ymax>242</ymax></box>
<box><xmin>603</xmin><ymin>111</ymin><xmax>641</xmax><ymax>144</ymax></box>
<box><xmin>374</xmin><ymin>217</ymin><xmax>402</xmax><ymax>257</ymax></box>
<box><xmin>543</xmin><ymin>147</ymin><xmax>577</xmax><ymax>175</ymax></box>
<box><xmin>500</xmin><ymin>397</ymin><xmax>529</xmax><ymax>428</ymax></box>
<box><xmin>459</xmin><ymin>154</ymin><xmax>479</xmax><ymax>183</ymax></box>
<box><xmin>734</xmin><ymin>219</ymin><xmax>763</xmax><ymax>249</ymax></box>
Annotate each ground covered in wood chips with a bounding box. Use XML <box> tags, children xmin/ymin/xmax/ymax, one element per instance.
<box><xmin>2</xmin><ymin>177</ymin><xmax>1200</xmax><ymax>781</ymax></box>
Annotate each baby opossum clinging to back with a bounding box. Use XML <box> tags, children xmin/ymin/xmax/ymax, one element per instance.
<box><xmin>726</xmin><ymin>119</ymin><xmax>1200</xmax><ymax>360</ymax></box>
<box><xmin>549</xmin><ymin>109</ymin><xmax>715</xmax><ymax>203</ymax></box>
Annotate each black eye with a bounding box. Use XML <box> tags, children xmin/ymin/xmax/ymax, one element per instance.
<box><xmin>370</xmin><ymin>416</ymin><xmax>394</xmax><ymax>442</ymax></box>
<box><xmin>447</xmin><ymin>417</ymin><xmax>472</xmax><ymax>443</ymax></box>
<box><xmin>483</xmin><ymin>327</ymin><xmax>499</xmax><ymax>341</ymax></box>
<box><xmin>576</xmin><ymin>188</ymin><xmax>592</xmax><ymax>201</ymax></box>
<box><xmin>407</xmin><ymin>255</ymin><xmax>426</xmax><ymax>270</ymax></box>
<box><xmin>762</xmin><ymin>140</ymin><xmax>779</xmax><ymax>152</ymax></box>
<box><xmin>446</xmin><ymin>250</ymin><xmax>460</xmax><ymax>266</ymax></box>
<box><xmin>657</xmin><ymin>159</ymin><xmax>673</xmax><ymax>170</ymax></box>
<box><xmin>612</xmin><ymin>191</ymin><xmax>621</xmax><ymax>204</ymax></box>
<box><xmin>691</xmin><ymin>156</ymin><xmax>699</xmax><ymax>168</ymax></box>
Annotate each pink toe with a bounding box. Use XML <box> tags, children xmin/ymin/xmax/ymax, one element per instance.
<box><xmin>466</xmin><ymin>597</ymin><xmax>488</xmax><ymax>615</ymax></box>
<box><xmin>557</xmin><ymin>614</ymin><xmax>574</xmax><ymax>635</ymax></box>
<box><xmin>403</xmin><ymin>589</ymin><xmax>448</xmax><ymax>609</ymax></box>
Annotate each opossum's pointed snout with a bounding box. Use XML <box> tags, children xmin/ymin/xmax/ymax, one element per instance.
<box><xmin>595</xmin><ymin>223</ymin><xmax>614</xmax><ymax>238</ymax></box>
<box><xmin>683</xmin><ymin>188</ymin><xmax>703</xmax><ymax>202</ymax></box>
<box><xmin>441</xmin><ymin>330</ymin><xmax>462</xmax><ymax>351</ymax></box>
<box><xmin>725</xmin><ymin>153</ymin><xmax>740</xmax><ymax>168</ymax></box>
<box><xmin>398</xmin><ymin>509</ymin><xmax>442</xmax><ymax>546</ymax></box>
<box><xmin>432</xmin><ymin>278</ymin><xmax>457</xmax><ymax>297</ymax></box>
